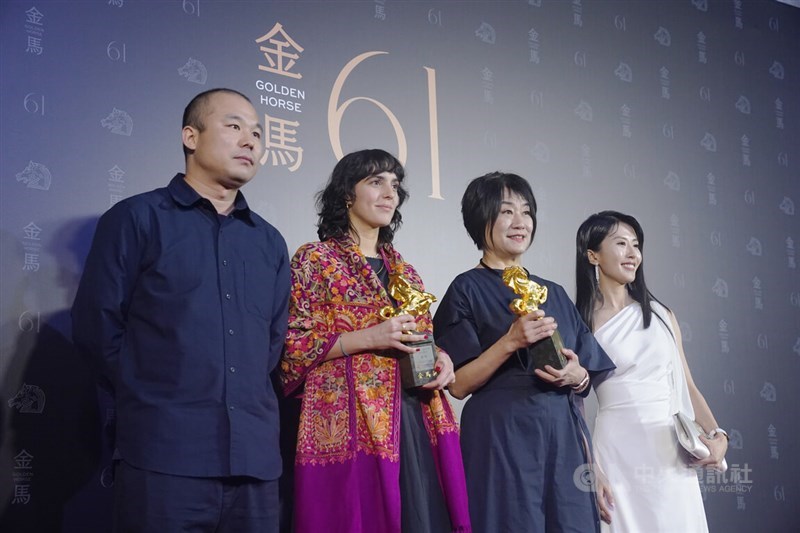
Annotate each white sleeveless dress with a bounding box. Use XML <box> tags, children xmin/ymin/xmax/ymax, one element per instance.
<box><xmin>593</xmin><ymin>302</ymin><xmax>708</xmax><ymax>533</ymax></box>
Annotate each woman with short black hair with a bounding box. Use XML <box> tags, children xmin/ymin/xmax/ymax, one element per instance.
<box><xmin>433</xmin><ymin>171</ymin><xmax>615</xmax><ymax>532</ymax></box>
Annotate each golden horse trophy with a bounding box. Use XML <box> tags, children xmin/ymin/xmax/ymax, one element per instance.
<box><xmin>380</xmin><ymin>272</ymin><xmax>439</xmax><ymax>388</ymax></box>
<box><xmin>502</xmin><ymin>266</ymin><xmax>566</xmax><ymax>371</ymax></box>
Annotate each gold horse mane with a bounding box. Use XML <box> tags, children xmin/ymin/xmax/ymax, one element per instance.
<box><xmin>502</xmin><ymin>266</ymin><xmax>547</xmax><ymax>316</ymax></box>
<box><xmin>380</xmin><ymin>272</ymin><xmax>437</xmax><ymax>319</ymax></box>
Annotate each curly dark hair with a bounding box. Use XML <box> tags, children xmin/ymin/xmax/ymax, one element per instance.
<box><xmin>316</xmin><ymin>149</ymin><xmax>408</xmax><ymax>246</ymax></box>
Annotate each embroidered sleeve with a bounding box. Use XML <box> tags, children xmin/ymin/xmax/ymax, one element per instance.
<box><xmin>281</xmin><ymin>243</ymin><xmax>338</xmax><ymax>394</ymax></box>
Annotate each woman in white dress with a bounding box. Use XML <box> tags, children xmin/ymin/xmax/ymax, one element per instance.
<box><xmin>575</xmin><ymin>211</ymin><xmax>728</xmax><ymax>533</ymax></box>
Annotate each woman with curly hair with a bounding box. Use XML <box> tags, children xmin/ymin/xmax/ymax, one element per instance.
<box><xmin>281</xmin><ymin>149</ymin><xmax>471</xmax><ymax>533</ymax></box>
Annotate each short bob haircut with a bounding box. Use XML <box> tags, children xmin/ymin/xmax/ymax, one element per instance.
<box><xmin>181</xmin><ymin>88</ymin><xmax>252</xmax><ymax>156</ymax></box>
<box><xmin>575</xmin><ymin>210</ymin><xmax>667</xmax><ymax>331</ymax></box>
<box><xmin>316</xmin><ymin>149</ymin><xmax>408</xmax><ymax>246</ymax></box>
<box><xmin>461</xmin><ymin>171</ymin><xmax>538</xmax><ymax>251</ymax></box>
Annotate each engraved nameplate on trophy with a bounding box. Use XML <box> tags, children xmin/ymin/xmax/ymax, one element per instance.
<box><xmin>380</xmin><ymin>271</ymin><xmax>439</xmax><ymax>388</ymax></box>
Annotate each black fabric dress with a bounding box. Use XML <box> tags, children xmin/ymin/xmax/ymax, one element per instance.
<box><xmin>366</xmin><ymin>256</ymin><xmax>451</xmax><ymax>533</ymax></box>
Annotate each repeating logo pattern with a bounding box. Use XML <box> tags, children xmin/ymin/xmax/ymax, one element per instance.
<box><xmin>1</xmin><ymin>2</ymin><xmax>797</xmax><ymax>528</ymax></box>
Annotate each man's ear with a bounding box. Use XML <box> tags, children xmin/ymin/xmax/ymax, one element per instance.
<box><xmin>182</xmin><ymin>125</ymin><xmax>198</xmax><ymax>153</ymax></box>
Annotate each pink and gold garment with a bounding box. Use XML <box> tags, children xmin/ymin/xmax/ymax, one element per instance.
<box><xmin>281</xmin><ymin>235</ymin><xmax>471</xmax><ymax>533</ymax></box>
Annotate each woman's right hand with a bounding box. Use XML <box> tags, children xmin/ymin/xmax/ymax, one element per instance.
<box><xmin>595</xmin><ymin>467</ymin><xmax>615</xmax><ymax>524</ymax></box>
<box><xmin>364</xmin><ymin>314</ymin><xmax>427</xmax><ymax>354</ymax></box>
<box><xmin>504</xmin><ymin>310</ymin><xmax>558</xmax><ymax>352</ymax></box>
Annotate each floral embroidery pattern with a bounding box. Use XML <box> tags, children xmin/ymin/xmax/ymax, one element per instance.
<box><xmin>282</xmin><ymin>236</ymin><xmax>458</xmax><ymax>466</ymax></box>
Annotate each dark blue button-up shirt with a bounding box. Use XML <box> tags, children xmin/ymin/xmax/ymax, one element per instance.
<box><xmin>72</xmin><ymin>174</ymin><xmax>290</xmax><ymax>480</ymax></box>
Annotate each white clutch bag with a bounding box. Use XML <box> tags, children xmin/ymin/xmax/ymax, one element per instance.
<box><xmin>673</xmin><ymin>411</ymin><xmax>710</xmax><ymax>459</ymax></box>
<box><xmin>673</xmin><ymin>412</ymin><xmax>728</xmax><ymax>472</ymax></box>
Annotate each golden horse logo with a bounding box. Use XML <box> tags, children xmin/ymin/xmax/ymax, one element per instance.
<box><xmin>380</xmin><ymin>273</ymin><xmax>437</xmax><ymax>319</ymax></box>
<box><xmin>502</xmin><ymin>266</ymin><xmax>548</xmax><ymax>316</ymax></box>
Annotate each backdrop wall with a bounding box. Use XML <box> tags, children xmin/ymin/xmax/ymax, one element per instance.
<box><xmin>1</xmin><ymin>0</ymin><xmax>798</xmax><ymax>531</ymax></box>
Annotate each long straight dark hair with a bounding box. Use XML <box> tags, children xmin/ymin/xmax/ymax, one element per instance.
<box><xmin>575</xmin><ymin>210</ymin><xmax>668</xmax><ymax>332</ymax></box>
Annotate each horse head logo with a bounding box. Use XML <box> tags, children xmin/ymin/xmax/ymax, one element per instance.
<box><xmin>178</xmin><ymin>57</ymin><xmax>208</xmax><ymax>84</ymax></box>
<box><xmin>101</xmin><ymin>108</ymin><xmax>133</xmax><ymax>136</ymax></box>
<box><xmin>15</xmin><ymin>161</ymin><xmax>52</xmax><ymax>191</ymax></box>
<box><xmin>8</xmin><ymin>383</ymin><xmax>46</xmax><ymax>414</ymax></box>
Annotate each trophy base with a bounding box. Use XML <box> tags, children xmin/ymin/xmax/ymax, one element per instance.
<box><xmin>528</xmin><ymin>330</ymin><xmax>567</xmax><ymax>371</ymax></box>
<box><xmin>399</xmin><ymin>338</ymin><xmax>438</xmax><ymax>388</ymax></box>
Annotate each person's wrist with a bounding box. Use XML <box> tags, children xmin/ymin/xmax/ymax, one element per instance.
<box><xmin>572</xmin><ymin>369</ymin><xmax>590</xmax><ymax>392</ymax></box>
<box><xmin>572</xmin><ymin>368</ymin><xmax>587</xmax><ymax>386</ymax></box>
<box><xmin>708</xmin><ymin>428</ymin><xmax>729</xmax><ymax>441</ymax></box>
<box><xmin>500</xmin><ymin>333</ymin><xmax>520</xmax><ymax>355</ymax></box>
<box><xmin>338</xmin><ymin>334</ymin><xmax>350</xmax><ymax>357</ymax></box>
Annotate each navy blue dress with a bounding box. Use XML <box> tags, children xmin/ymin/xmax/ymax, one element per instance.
<box><xmin>433</xmin><ymin>268</ymin><xmax>614</xmax><ymax>533</ymax></box>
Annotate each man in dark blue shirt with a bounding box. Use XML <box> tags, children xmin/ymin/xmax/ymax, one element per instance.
<box><xmin>72</xmin><ymin>88</ymin><xmax>290</xmax><ymax>532</ymax></box>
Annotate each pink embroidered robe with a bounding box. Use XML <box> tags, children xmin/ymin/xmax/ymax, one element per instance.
<box><xmin>281</xmin><ymin>236</ymin><xmax>470</xmax><ymax>533</ymax></box>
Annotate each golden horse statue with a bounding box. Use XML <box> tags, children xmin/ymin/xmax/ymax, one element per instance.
<box><xmin>380</xmin><ymin>273</ymin><xmax>437</xmax><ymax>319</ymax></box>
<box><xmin>502</xmin><ymin>265</ymin><xmax>548</xmax><ymax>316</ymax></box>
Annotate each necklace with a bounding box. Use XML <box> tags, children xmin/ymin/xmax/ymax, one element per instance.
<box><xmin>479</xmin><ymin>258</ymin><xmax>498</xmax><ymax>272</ymax></box>
<box><xmin>366</xmin><ymin>255</ymin><xmax>386</xmax><ymax>275</ymax></box>
<box><xmin>479</xmin><ymin>258</ymin><xmax>530</xmax><ymax>278</ymax></box>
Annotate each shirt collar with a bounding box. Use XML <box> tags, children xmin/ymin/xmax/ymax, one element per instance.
<box><xmin>168</xmin><ymin>173</ymin><xmax>255</xmax><ymax>223</ymax></box>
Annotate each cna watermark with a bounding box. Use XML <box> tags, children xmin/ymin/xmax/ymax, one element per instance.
<box><xmin>572</xmin><ymin>463</ymin><xmax>754</xmax><ymax>494</ymax></box>
<box><xmin>573</xmin><ymin>464</ymin><xmax>598</xmax><ymax>493</ymax></box>
<box><xmin>697</xmin><ymin>463</ymin><xmax>753</xmax><ymax>494</ymax></box>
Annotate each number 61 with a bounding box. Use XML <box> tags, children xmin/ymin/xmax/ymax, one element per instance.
<box><xmin>328</xmin><ymin>51</ymin><xmax>443</xmax><ymax>200</ymax></box>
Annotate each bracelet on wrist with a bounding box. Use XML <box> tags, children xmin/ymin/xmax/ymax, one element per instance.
<box><xmin>572</xmin><ymin>370</ymin><xmax>590</xmax><ymax>392</ymax></box>
<box><xmin>708</xmin><ymin>428</ymin><xmax>729</xmax><ymax>441</ymax></box>
<box><xmin>338</xmin><ymin>335</ymin><xmax>350</xmax><ymax>357</ymax></box>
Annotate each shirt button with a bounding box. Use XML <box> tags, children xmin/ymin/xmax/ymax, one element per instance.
<box><xmin>228</xmin><ymin>329</ymin><xmax>234</xmax><ymax>336</ymax></box>
<box><xmin>229</xmin><ymin>405</ymin><xmax>235</xmax><ymax>411</ymax></box>
<box><xmin>225</xmin><ymin>293</ymin><xmax>231</xmax><ymax>300</ymax></box>
<box><xmin>229</xmin><ymin>366</ymin><xmax>236</xmax><ymax>373</ymax></box>
<box><xmin>222</xmin><ymin>260</ymin><xmax>228</xmax><ymax>266</ymax></box>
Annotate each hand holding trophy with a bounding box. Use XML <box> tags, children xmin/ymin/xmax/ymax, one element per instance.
<box><xmin>380</xmin><ymin>271</ymin><xmax>439</xmax><ymax>388</ymax></box>
<box><xmin>502</xmin><ymin>266</ymin><xmax>567</xmax><ymax>371</ymax></box>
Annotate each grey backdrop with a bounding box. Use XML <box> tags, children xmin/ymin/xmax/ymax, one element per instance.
<box><xmin>1</xmin><ymin>0</ymin><xmax>798</xmax><ymax>531</ymax></box>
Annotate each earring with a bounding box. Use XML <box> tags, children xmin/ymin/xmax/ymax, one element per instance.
<box><xmin>345</xmin><ymin>200</ymin><xmax>352</xmax><ymax>209</ymax></box>
<box><xmin>594</xmin><ymin>264</ymin><xmax>599</xmax><ymax>283</ymax></box>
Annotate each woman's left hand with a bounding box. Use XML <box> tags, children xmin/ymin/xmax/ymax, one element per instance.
<box><xmin>696</xmin><ymin>433</ymin><xmax>728</xmax><ymax>468</ymax></box>
<box><xmin>421</xmin><ymin>348</ymin><xmax>456</xmax><ymax>391</ymax></box>
<box><xmin>534</xmin><ymin>349</ymin><xmax>586</xmax><ymax>388</ymax></box>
